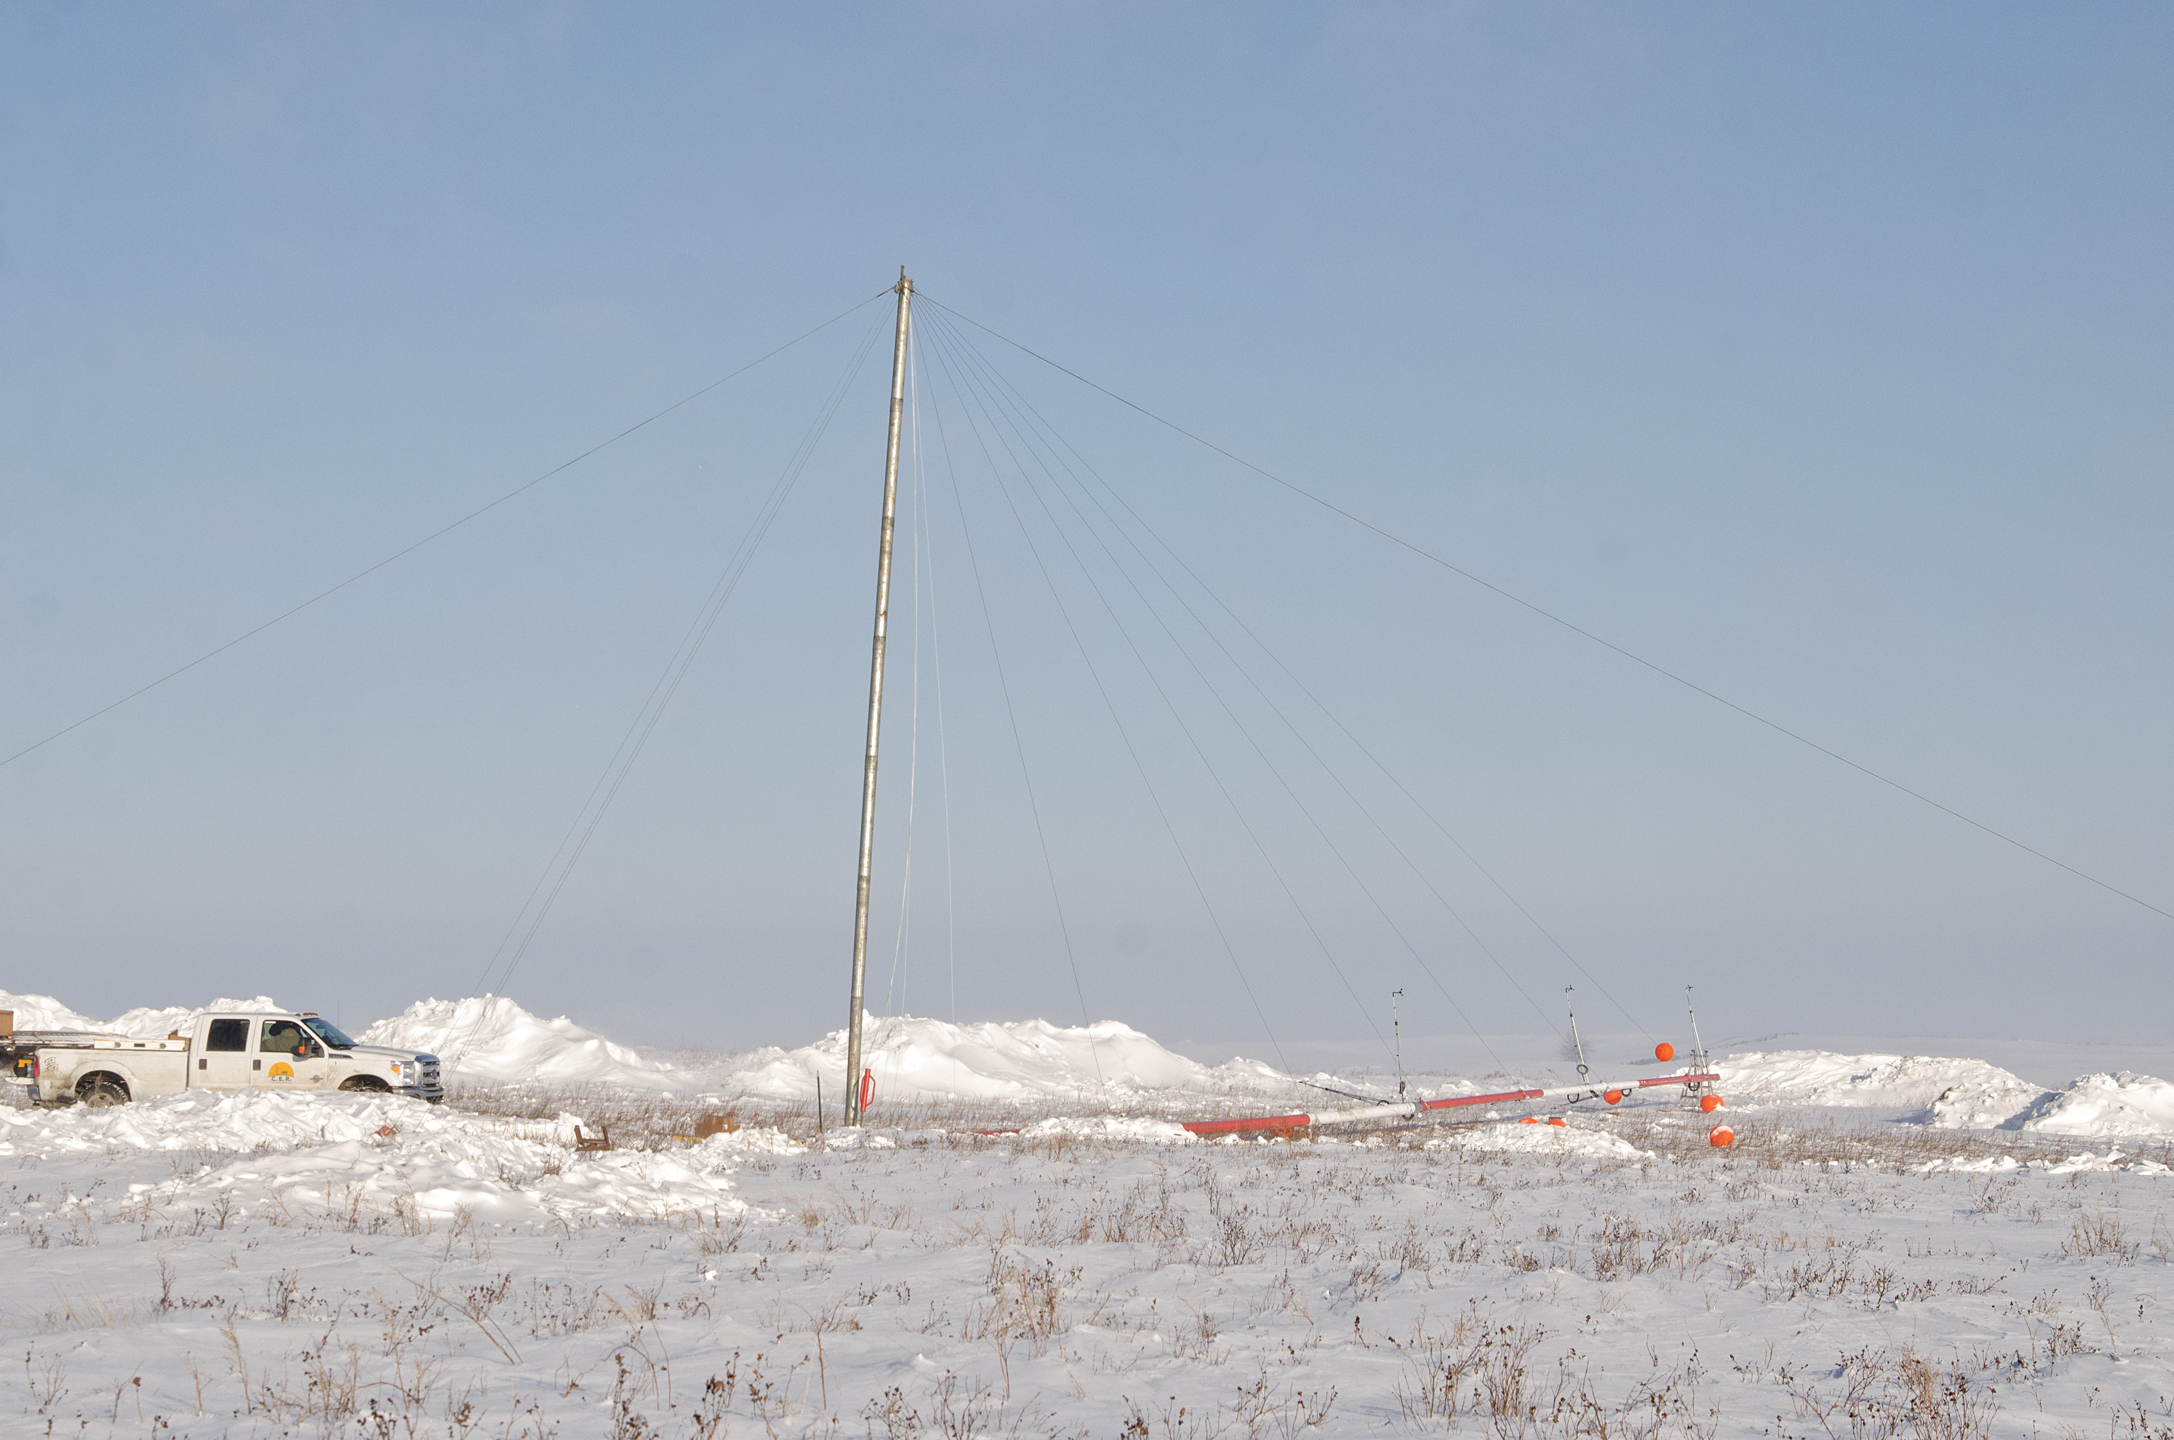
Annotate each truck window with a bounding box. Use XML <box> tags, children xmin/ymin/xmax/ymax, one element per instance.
<box><xmin>301</xmin><ymin>1016</ymin><xmax>358</xmax><ymax>1049</ymax></box>
<box><xmin>205</xmin><ymin>1018</ymin><xmax>250</xmax><ymax>1052</ymax></box>
<box><xmin>260</xmin><ymin>1020</ymin><xmax>308</xmax><ymax>1054</ymax></box>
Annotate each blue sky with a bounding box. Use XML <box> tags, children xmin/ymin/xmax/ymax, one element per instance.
<box><xmin>3</xmin><ymin>4</ymin><xmax>2169</xmax><ymax>1060</ymax></box>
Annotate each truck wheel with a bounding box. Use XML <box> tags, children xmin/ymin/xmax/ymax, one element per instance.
<box><xmin>77</xmin><ymin>1075</ymin><xmax>129</xmax><ymax>1107</ymax></box>
<box><xmin>338</xmin><ymin>1076</ymin><xmax>390</xmax><ymax>1093</ymax></box>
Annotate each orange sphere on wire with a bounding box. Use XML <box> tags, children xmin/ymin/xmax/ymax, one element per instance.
<box><xmin>1603</xmin><ymin>1089</ymin><xmax>1623</xmax><ymax>1105</ymax></box>
<box><xmin>1700</xmin><ymin>1095</ymin><xmax>1724</xmax><ymax>1114</ymax></box>
<box><xmin>1708</xmin><ymin>1125</ymin><xmax>1734</xmax><ymax>1148</ymax></box>
<box><xmin>1655</xmin><ymin>1042</ymin><xmax>1675</xmax><ymax>1063</ymax></box>
<box><xmin>1547</xmin><ymin>1117</ymin><xmax>1566</xmax><ymax>1127</ymax></box>
<box><xmin>1518</xmin><ymin>1116</ymin><xmax>1539</xmax><ymax>1125</ymax></box>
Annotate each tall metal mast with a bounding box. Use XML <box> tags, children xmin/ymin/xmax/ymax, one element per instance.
<box><xmin>844</xmin><ymin>271</ymin><xmax>912</xmax><ymax>1126</ymax></box>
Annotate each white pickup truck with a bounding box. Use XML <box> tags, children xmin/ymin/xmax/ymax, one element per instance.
<box><xmin>28</xmin><ymin>1010</ymin><xmax>443</xmax><ymax>1107</ymax></box>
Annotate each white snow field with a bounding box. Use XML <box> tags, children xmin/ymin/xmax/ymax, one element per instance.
<box><xmin>6</xmin><ymin>993</ymin><xmax>2174</xmax><ymax>1437</ymax></box>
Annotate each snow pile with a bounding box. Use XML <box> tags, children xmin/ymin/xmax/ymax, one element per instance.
<box><xmin>1024</xmin><ymin>1115</ymin><xmax>1197</xmax><ymax>1143</ymax></box>
<box><xmin>1919</xmin><ymin>1148</ymin><xmax>2174</xmax><ymax>1176</ymax></box>
<box><xmin>1718</xmin><ymin>1050</ymin><xmax>2174</xmax><ymax>1138</ymax></box>
<box><xmin>1721</xmin><ymin>1050</ymin><xmax>2042</xmax><ymax>1118</ymax></box>
<box><xmin>1427</xmin><ymin>1121</ymin><xmax>1646</xmax><ymax>1159</ymax></box>
<box><xmin>721</xmin><ymin>1014</ymin><xmax>1284</xmax><ymax>1104</ymax></box>
<box><xmin>0</xmin><ymin>988</ymin><xmax>108</xmax><ymax>1032</ymax></box>
<box><xmin>0</xmin><ymin>989</ymin><xmax>290</xmax><ymax>1039</ymax></box>
<box><xmin>360</xmin><ymin>995</ymin><xmax>680</xmax><ymax>1089</ymax></box>
<box><xmin>699</xmin><ymin>1126</ymin><xmax>805</xmax><ymax>1156</ymax></box>
<box><xmin>0</xmin><ymin>1088</ymin><xmax>750</xmax><ymax>1221</ymax></box>
<box><xmin>1926</xmin><ymin>1070</ymin><xmax>2053</xmax><ymax>1129</ymax></box>
<box><xmin>2004</xmin><ymin>1071</ymin><xmax>2174</xmax><ymax>1138</ymax></box>
<box><xmin>810</xmin><ymin>1128</ymin><xmax>901</xmax><ymax>1151</ymax></box>
<box><xmin>0</xmin><ymin>1085</ymin><xmax>438</xmax><ymax>1157</ymax></box>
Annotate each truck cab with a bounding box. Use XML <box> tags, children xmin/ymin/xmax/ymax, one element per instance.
<box><xmin>294</xmin><ymin>1012</ymin><xmax>444</xmax><ymax>1102</ymax></box>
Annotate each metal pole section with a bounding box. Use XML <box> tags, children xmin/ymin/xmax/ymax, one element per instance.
<box><xmin>1565</xmin><ymin>986</ymin><xmax>1589</xmax><ymax>1082</ymax></box>
<box><xmin>1391</xmin><ymin>989</ymin><xmax>1405</xmax><ymax>1098</ymax></box>
<box><xmin>845</xmin><ymin>272</ymin><xmax>912</xmax><ymax>1126</ymax></box>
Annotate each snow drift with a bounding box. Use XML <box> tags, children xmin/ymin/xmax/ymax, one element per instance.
<box><xmin>2005</xmin><ymin>1071</ymin><xmax>2174</xmax><ymax>1138</ymax></box>
<box><xmin>360</xmin><ymin>995</ymin><xmax>680</xmax><ymax>1089</ymax></box>
<box><xmin>0</xmin><ymin>1088</ymin><xmax>757</xmax><ymax>1220</ymax></box>
<box><xmin>1926</xmin><ymin>1070</ymin><xmax>2054</xmax><ymax>1129</ymax></box>
<box><xmin>1716</xmin><ymin>1049</ymin><xmax>2174</xmax><ymax>1137</ymax></box>
<box><xmin>0</xmin><ymin>989</ymin><xmax>292</xmax><ymax>1039</ymax></box>
<box><xmin>1720</xmin><ymin>1049</ymin><xmax>2046</xmax><ymax>1125</ymax></box>
<box><xmin>1431</xmin><ymin>1122</ymin><xmax>1648</xmax><ymax>1160</ymax></box>
<box><xmin>1025</xmin><ymin>1114</ymin><xmax>1198</xmax><ymax>1143</ymax></box>
<box><xmin>0</xmin><ymin>988</ymin><xmax>110</xmax><ymax>1032</ymax></box>
<box><xmin>719</xmin><ymin>1013</ymin><xmax>1286</xmax><ymax>1104</ymax></box>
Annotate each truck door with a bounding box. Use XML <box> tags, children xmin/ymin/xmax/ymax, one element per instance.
<box><xmin>196</xmin><ymin>1017</ymin><xmax>254</xmax><ymax>1089</ymax></box>
<box><xmin>255</xmin><ymin>1018</ymin><xmax>333</xmax><ymax>1090</ymax></box>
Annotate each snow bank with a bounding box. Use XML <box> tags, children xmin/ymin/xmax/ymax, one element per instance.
<box><xmin>0</xmin><ymin>988</ymin><xmax>108</xmax><ymax>1032</ymax></box>
<box><xmin>1926</xmin><ymin>1070</ymin><xmax>2052</xmax><ymax>1129</ymax></box>
<box><xmin>1918</xmin><ymin>1148</ymin><xmax>2174</xmax><ymax>1176</ymax></box>
<box><xmin>1721</xmin><ymin>1049</ymin><xmax>2043</xmax><ymax>1121</ymax></box>
<box><xmin>0</xmin><ymin>1084</ymin><xmax>425</xmax><ymax>1157</ymax></box>
<box><xmin>1024</xmin><ymin>1115</ymin><xmax>1197</xmax><ymax>1143</ymax></box>
<box><xmin>360</xmin><ymin>995</ymin><xmax>680</xmax><ymax>1089</ymax></box>
<box><xmin>0</xmin><ymin>989</ymin><xmax>289</xmax><ymax>1039</ymax></box>
<box><xmin>0</xmin><ymin>1088</ymin><xmax>750</xmax><ymax>1220</ymax></box>
<box><xmin>721</xmin><ymin>1014</ymin><xmax>1284</xmax><ymax>1104</ymax></box>
<box><xmin>2004</xmin><ymin>1071</ymin><xmax>2174</xmax><ymax>1138</ymax></box>
<box><xmin>1716</xmin><ymin>1049</ymin><xmax>2174</xmax><ymax>1139</ymax></box>
<box><xmin>1427</xmin><ymin>1121</ymin><xmax>1646</xmax><ymax>1159</ymax></box>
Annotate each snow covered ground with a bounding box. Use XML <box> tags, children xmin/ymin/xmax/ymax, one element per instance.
<box><xmin>6</xmin><ymin>990</ymin><xmax>2174</xmax><ymax>1437</ymax></box>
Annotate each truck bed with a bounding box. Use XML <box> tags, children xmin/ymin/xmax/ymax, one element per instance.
<box><xmin>21</xmin><ymin>1034</ymin><xmax>192</xmax><ymax>1105</ymax></box>
<box><xmin>3</xmin><ymin>1030</ymin><xmax>145</xmax><ymax>1081</ymax></box>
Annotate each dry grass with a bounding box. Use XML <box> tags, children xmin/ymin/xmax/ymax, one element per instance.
<box><xmin>1778</xmin><ymin>1344</ymin><xmax>1998</xmax><ymax>1440</ymax></box>
<box><xmin>1607</xmin><ymin>1107</ymin><xmax>2086</xmax><ymax>1171</ymax></box>
<box><xmin>2062</xmin><ymin>1206</ymin><xmax>2142</xmax><ymax>1262</ymax></box>
<box><xmin>445</xmin><ymin>1081</ymin><xmax>2134</xmax><ymax>1179</ymax></box>
<box><xmin>442</xmin><ymin>1083</ymin><xmax>1100</xmax><ymax>1150</ymax></box>
<box><xmin>1392</xmin><ymin>1306</ymin><xmax>1718</xmax><ymax>1437</ymax></box>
